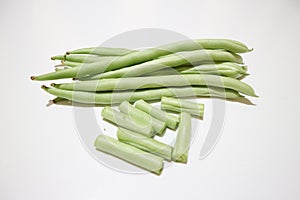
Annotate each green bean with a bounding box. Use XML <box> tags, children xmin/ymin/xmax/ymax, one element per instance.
<box><xmin>161</xmin><ymin>97</ymin><xmax>204</xmax><ymax>117</ymax></box>
<box><xmin>51</xmin><ymin>55</ymin><xmax>65</xmax><ymax>60</ymax></box>
<box><xmin>172</xmin><ymin>112</ymin><xmax>191</xmax><ymax>163</ymax></box>
<box><xmin>61</xmin><ymin>61</ymin><xmax>81</xmax><ymax>67</ymax></box>
<box><xmin>31</xmin><ymin>39</ymin><xmax>250</xmax><ymax>81</ymax></box>
<box><xmin>134</xmin><ymin>99</ymin><xmax>179</xmax><ymax>130</ymax></box>
<box><xmin>141</xmin><ymin>66</ymin><xmax>191</xmax><ymax>77</ymax></box>
<box><xmin>51</xmin><ymin>55</ymin><xmax>65</xmax><ymax>61</ymax></box>
<box><xmin>53</xmin><ymin>74</ymin><xmax>257</xmax><ymax>97</ymax></box>
<box><xmin>181</xmin><ymin>62</ymin><xmax>248</xmax><ymax>78</ymax></box>
<box><xmin>48</xmin><ymin>97</ymin><xmax>104</xmax><ymax>107</ymax></box>
<box><xmin>62</xmin><ymin>55</ymin><xmax>120</xmax><ymax>63</ymax></box>
<box><xmin>119</xmin><ymin>101</ymin><xmax>166</xmax><ymax>136</ymax></box>
<box><xmin>94</xmin><ymin>134</ymin><xmax>164</xmax><ymax>175</ymax></box>
<box><xmin>101</xmin><ymin>106</ymin><xmax>154</xmax><ymax>137</ymax></box>
<box><xmin>42</xmin><ymin>85</ymin><xmax>242</xmax><ymax>104</ymax></box>
<box><xmin>67</xmin><ymin>47</ymin><xmax>136</xmax><ymax>56</ymax></box>
<box><xmin>77</xmin><ymin>50</ymin><xmax>243</xmax><ymax>80</ymax></box>
<box><xmin>117</xmin><ymin>128</ymin><xmax>173</xmax><ymax>161</ymax></box>
<box><xmin>142</xmin><ymin>63</ymin><xmax>248</xmax><ymax>79</ymax></box>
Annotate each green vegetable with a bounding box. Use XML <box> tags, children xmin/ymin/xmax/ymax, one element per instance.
<box><xmin>161</xmin><ymin>97</ymin><xmax>204</xmax><ymax>117</ymax></box>
<box><xmin>31</xmin><ymin>39</ymin><xmax>250</xmax><ymax>81</ymax></box>
<box><xmin>94</xmin><ymin>134</ymin><xmax>164</xmax><ymax>175</ymax></box>
<box><xmin>53</xmin><ymin>74</ymin><xmax>257</xmax><ymax>97</ymax></box>
<box><xmin>67</xmin><ymin>47</ymin><xmax>136</xmax><ymax>56</ymax></box>
<box><xmin>117</xmin><ymin>128</ymin><xmax>173</xmax><ymax>161</ymax></box>
<box><xmin>53</xmin><ymin>54</ymin><xmax>119</xmax><ymax>64</ymax></box>
<box><xmin>51</xmin><ymin>55</ymin><xmax>65</xmax><ymax>60</ymax></box>
<box><xmin>41</xmin><ymin>85</ymin><xmax>242</xmax><ymax>104</ymax></box>
<box><xmin>134</xmin><ymin>99</ymin><xmax>179</xmax><ymax>130</ymax></box>
<box><xmin>180</xmin><ymin>62</ymin><xmax>248</xmax><ymax>78</ymax></box>
<box><xmin>75</xmin><ymin>49</ymin><xmax>243</xmax><ymax>81</ymax></box>
<box><xmin>172</xmin><ymin>112</ymin><xmax>192</xmax><ymax>163</ymax></box>
<box><xmin>119</xmin><ymin>101</ymin><xmax>166</xmax><ymax>136</ymax></box>
<box><xmin>48</xmin><ymin>97</ymin><xmax>104</xmax><ymax>107</ymax></box>
<box><xmin>61</xmin><ymin>61</ymin><xmax>81</xmax><ymax>67</ymax></box>
<box><xmin>101</xmin><ymin>106</ymin><xmax>154</xmax><ymax>137</ymax></box>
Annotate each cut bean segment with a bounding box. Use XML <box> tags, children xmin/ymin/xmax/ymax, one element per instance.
<box><xmin>172</xmin><ymin>112</ymin><xmax>192</xmax><ymax>163</ymax></box>
<box><xmin>119</xmin><ymin>101</ymin><xmax>166</xmax><ymax>136</ymax></box>
<box><xmin>101</xmin><ymin>106</ymin><xmax>154</xmax><ymax>137</ymax></box>
<box><xmin>117</xmin><ymin>128</ymin><xmax>173</xmax><ymax>161</ymax></box>
<box><xmin>134</xmin><ymin>99</ymin><xmax>179</xmax><ymax>130</ymax></box>
<box><xmin>94</xmin><ymin>134</ymin><xmax>164</xmax><ymax>175</ymax></box>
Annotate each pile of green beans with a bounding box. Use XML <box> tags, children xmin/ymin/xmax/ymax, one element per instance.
<box><xmin>31</xmin><ymin>38</ymin><xmax>257</xmax><ymax>175</ymax></box>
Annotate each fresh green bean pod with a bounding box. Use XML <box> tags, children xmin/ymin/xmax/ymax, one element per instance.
<box><xmin>49</xmin><ymin>97</ymin><xmax>104</xmax><ymax>107</ymax></box>
<box><xmin>142</xmin><ymin>66</ymin><xmax>191</xmax><ymax>77</ymax></box>
<box><xmin>180</xmin><ymin>62</ymin><xmax>248</xmax><ymax>78</ymax></box>
<box><xmin>31</xmin><ymin>39</ymin><xmax>250</xmax><ymax>81</ymax></box>
<box><xmin>101</xmin><ymin>106</ymin><xmax>154</xmax><ymax>137</ymax></box>
<box><xmin>134</xmin><ymin>99</ymin><xmax>179</xmax><ymax>130</ymax></box>
<box><xmin>172</xmin><ymin>112</ymin><xmax>192</xmax><ymax>163</ymax></box>
<box><xmin>42</xmin><ymin>85</ymin><xmax>242</xmax><ymax>105</ymax></box>
<box><xmin>67</xmin><ymin>47</ymin><xmax>136</xmax><ymax>56</ymax></box>
<box><xmin>53</xmin><ymin>74</ymin><xmax>257</xmax><ymax>97</ymax></box>
<box><xmin>117</xmin><ymin>128</ymin><xmax>173</xmax><ymax>161</ymax></box>
<box><xmin>161</xmin><ymin>97</ymin><xmax>204</xmax><ymax>117</ymax></box>
<box><xmin>119</xmin><ymin>101</ymin><xmax>166</xmax><ymax>136</ymax></box>
<box><xmin>64</xmin><ymin>55</ymin><xmax>119</xmax><ymax>63</ymax></box>
<box><xmin>94</xmin><ymin>134</ymin><xmax>164</xmax><ymax>175</ymax></box>
<box><xmin>76</xmin><ymin>50</ymin><xmax>243</xmax><ymax>81</ymax></box>
<box><xmin>61</xmin><ymin>61</ymin><xmax>81</xmax><ymax>67</ymax></box>
<box><xmin>51</xmin><ymin>55</ymin><xmax>65</xmax><ymax>60</ymax></box>
<box><xmin>54</xmin><ymin>66</ymin><xmax>70</xmax><ymax>71</ymax></box>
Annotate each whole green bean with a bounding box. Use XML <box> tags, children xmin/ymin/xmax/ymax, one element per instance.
<box><xmin>161</xmin><ymin>97</ymin><xmax>204</xmax><ymax>117</ymax></box>
<box><xmin>117</xmin><ymin>128</ymin><xmax>173</xmax><ymax>161</ymax></box>
<box><xmin>61</xmin><ymin>61</ymin><xmax>81</xmax><ymax>67</ymax></box>
<box><xmin>51</xmin><ymin>55</ymin><xmax>65</xmax><ymax>60</ymax></box>
<box><xmin>41</xmin><ymin>85</ymin><xmax>242</xmax><ymax>104</ymax></box>
<box><xmin>76</xmin><ymin>50</ymin><xmax>243</xmax><ymax>80</ymax></box>
<box><xmin>134</xmin><ymin>99</ymin><xmax>179</xmax><ymax>130</ymax></box>
<box><xmin>119</xmin><ymin>101</ymin><xmax>166</xmax><ymax>136</ymax></box>
<box><xmin>62</xmin><ymin>55</ymin><xmax>119</xmax><ymax>63</ymax></box>
<box><xmin>181</xmin><ymin>62</ymin><xmax>248</xmax><ymax>78</ymax></box>
<box><xmin>67</xmin><ymin>47</ymin><xmax>136</xmax><ymax>56</ymax></box>
<box><xmin>49</xmin><ymin>97</ymin><xmax>105</xmax><ymax>107</ymax></box>
<box><xmin>53</xmin><ymin>74</ymin><xmax>257</xmax><ymax>97</ymax></box>
<box><xmin>172</xmin><ymin>112</ymin><xmax>191</xmax><ymax>163</ymax></box>
<box><xmin>101</xmin><ymin>106</ymin><xmax>154</xmax><ymax>137</ymax></box>
<box><xmin>94</xmin><ymin>134</ymin><xmax>164</xmax><ymax>175</ymax></box>
<box><xmin>31</xmin><ymin>39</ymin><xmax>250</xmax><ymax>80</ymax></box>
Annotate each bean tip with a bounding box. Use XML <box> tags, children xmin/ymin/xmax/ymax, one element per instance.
<box><xmin>50</xmin><ymin>56</ymin><xmax>55</xmax><ymax>60</ymax></box>
<box><xmin>46</xmin><ymin>100</ymin><xmax>54</xmax><ymax>107</ymax></box>
<box><xmin>41</xmin><ymin>85</ymin><xmax>48</xmax><ymax>90</ymax></box>
<box><xmin>50</xmin><ymin>83</ymin><xmax>56</xmax><ymax>87</ymax></box>
<box><xmin>30</xmin><ymin>76</ymin><xmax>36</xmax><ymax>80</ymax></box>
<box><xmin>66</xmin><ymin>51</ymin><xmax>70</xmax><ymax>55</ymax></box>
<box><xmin>248</xmin><ymin>48</ymin><xmax>254</xmax><ymax>52</ymax></box>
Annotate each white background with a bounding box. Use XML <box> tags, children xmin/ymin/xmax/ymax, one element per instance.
<box><xmin>1</xmin><ymin>0</ymin><xmax>300</xmax><ymax>199</ymax></box>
